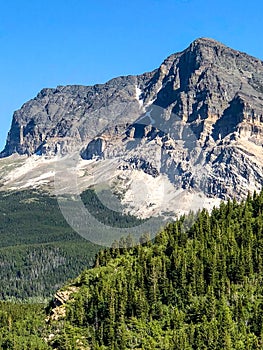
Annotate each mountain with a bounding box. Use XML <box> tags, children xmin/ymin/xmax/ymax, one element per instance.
<box><xmin>0</xmin><ymin>38</ymin><xmax>263</xmax><ymax>346</ymax></box>
<box><xmin>1</xmin><ymin>38</ymin><xmax>263</xmax><ymax>219</ymax></box>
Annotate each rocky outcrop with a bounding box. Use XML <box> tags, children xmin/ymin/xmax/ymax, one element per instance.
<box><xmin>48</xmin><ymin>286</ymin><xmax>79</xmax><ymax>321</ymax></box>
<box><xmin>81</xmin><ymin>137</ymin><xmax>107</xmax><ymax>160</ymax></box>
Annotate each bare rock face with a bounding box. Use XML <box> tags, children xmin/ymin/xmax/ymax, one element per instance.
<box><xmin>1</xmin><ymin>38</ymin><xmax>263</xmax><ymax>202</ymax></box>
<box><xmin>0</xmin><ymin>75</ymin><xmax>152</xmax><ymax>157</ymax></box>
<box><xmin>81</xmin><ymin>38</ymin><xmax>263</xmax><ymax>201</ymax></box>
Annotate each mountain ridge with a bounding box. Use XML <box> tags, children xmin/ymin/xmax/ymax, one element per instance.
<box><xmin>2</xmin><ymin>37</ymin><xmax>262</xmax><ymax>158</ymax></box>
<box><xmin>0</xmin><ymin>38</ymin><xmax>262</xmax><ymax>218</ymax></box>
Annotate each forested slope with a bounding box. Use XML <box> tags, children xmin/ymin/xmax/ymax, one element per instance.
<box><xmin>0</xmin><ymin>302</ymin><xmax>51</xmax><ymax>349</ymax></box>
<box><xmin>0</xmin><ymin>191</ymin><xmax>263</xmax><ymax>349</ymax></box>
<box><xmin>0</xmin><ymin>190</ymin><xmax>102</xmax><ymax>299</ymax></box>
<box><xmin>47</xmin><ymin>191</ymin><xmax>263</xmax><ymax>349</ymax></box>
<box><xmin>0</xmin><ymin>188</ymin><xmax>146</xmax><ymax>300</ymax></box>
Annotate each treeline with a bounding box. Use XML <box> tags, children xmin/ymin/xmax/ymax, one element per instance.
<box><xmin>48</xmin><ymin>191</ymin><xmax>263</xmax><ymax>349</ymax></box>
<box><xmin>81</xmin><ymin>188</ymin><xmax>145</xmax><ymax>228</ymax></box>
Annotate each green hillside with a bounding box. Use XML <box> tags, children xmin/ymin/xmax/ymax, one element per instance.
<box><xmin>0</xmin><ymin>191</ymin><xmax>263</xmax><ymax>349</ymax></box>
<box><xmin>0</xmin><ymin>190</ymin><xmax>100</xmax><ymax>300</ymax></box>
<box><xmin>0</xmin><ymin>188</ymin><xmax>148</xmax><ymax>300</ymax></box>
<box><xmin>47</xmin><ymin>191</ymin><xmax>263</xmax><ymax>349</ymax></box>
<box><xmin>0</xmin><ymin>302</ymin><xmax>51</xmax><ymax>349</ymax></box>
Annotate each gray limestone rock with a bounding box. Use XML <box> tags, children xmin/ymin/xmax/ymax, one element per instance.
<box><xmin>1</xmin><ymin>38</ymin><xmax>263</xmax><ymax>202</ymax></box>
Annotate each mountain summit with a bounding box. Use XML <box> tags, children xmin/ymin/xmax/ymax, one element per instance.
<box><xmin>1</xmin><ymin>38</ymin><xmax>263</xmax><ymax>216</ymax></box>
<box><xmin>2</xmin><ymin>38</ymin><xmax>263</xmax><ymax>158</ymax></box>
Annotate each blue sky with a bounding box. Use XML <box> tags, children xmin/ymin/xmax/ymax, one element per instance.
<box><xmin>0</xmin><ymin>0</ymin><xmax>262</xmax><ymax>151</ymax></box>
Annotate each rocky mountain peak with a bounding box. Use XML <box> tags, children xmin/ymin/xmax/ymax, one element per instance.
<box><xmin>190</xmin><ymin>37</ymin><xmax>227</xmax><ymax>50</ymax></box>
<box><xmin>1</xmin><ymin>39</ymin><xmax>262</xmax><ymax>215</ymax></box>
<box><xmin>1</xmin><ymin>38</ymin><xmax>262</xmax><ymax>158</ymax></box>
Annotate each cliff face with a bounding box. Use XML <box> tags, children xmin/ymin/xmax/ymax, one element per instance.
<box><xmin>1</xmin><ymin>38</ymin><xmax>263</xmax><ymax>204</ymax></box>
<box><xmin>81</xmin><ymin>38</ymin><xmax>263</xmax><ymax>200</ymax></box>
<box><xmin>0</xmin><ymin>73</ymin><xmax>154</xmax><ymax>157</ymax></box>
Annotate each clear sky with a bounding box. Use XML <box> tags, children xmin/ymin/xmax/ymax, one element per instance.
<box><xmin>0</xmin><ymin>0</ymin><xmax>262</xmax><ymax>151</ymax></box>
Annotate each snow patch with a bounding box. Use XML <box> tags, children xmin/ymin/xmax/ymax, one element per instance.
<box><xmin>136</xmin><ymin>108</ymin><xmax>155</xmax><ymax>125</ymax></box>
<box><xmin>135</xmin><ymin>86</ymin><xmax>144</xmax><ymax>108</ymax></box>
<box><xmin>19</xmin><ymin>171</ymin><xmax>55</xmax><ymax>189</ymax></box>
<box><xmin>3</xmin><ymin>155</ymin><xmax>57</xmax><ymax>184</ymax></box>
